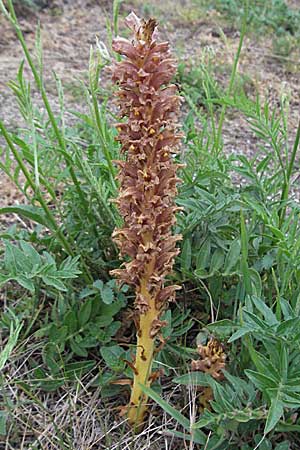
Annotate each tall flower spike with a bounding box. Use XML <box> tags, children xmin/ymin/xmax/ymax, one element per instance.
<box><xmin>111</xmin><ymin>12</ymin><xmax>182</xmax><ymax>427</ymax></box>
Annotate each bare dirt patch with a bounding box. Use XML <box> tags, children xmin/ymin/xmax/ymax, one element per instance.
<box><xmin>1</xmin><ymin>0</ymin><xmax>300</xmax><ymax>208</ymax></box>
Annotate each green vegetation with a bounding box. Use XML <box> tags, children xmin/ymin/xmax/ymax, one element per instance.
<box><xmin>202</xmin><ymin>0</ymin><xmax>300</xmax><ymax>37</ymax></box>
<box><xmin>1</xmin><ymin>0</ymin><xmax>300</xmax><ymax>448</ymax></box>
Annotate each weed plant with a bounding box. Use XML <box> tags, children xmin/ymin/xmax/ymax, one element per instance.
<box><xmin>200</xmin><ymin>0</ymin><xmax>300</xmax><ymax>38</ymax></box>
<box><xmin>1</xmin><ymin>0</ymin><xmax>300</xmax><ymax>449</ymax></box>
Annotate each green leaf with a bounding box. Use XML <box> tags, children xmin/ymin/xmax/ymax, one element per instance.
<box><xmin>101</xmin><ymin>285</ymin><xmax>114</xmax><ymax>305</ymax></box>
<box><xmin>181</xmin><ymin>238</ymin><xmax>192</xmax><ymax>271</ymax></box>
<box><xmin>100</xmin><ymin>345</ymin><xmax>125</xmax><ymax>371</ymax></box>
<box><xmin>0</xmin><ymin>316</ymin><xmax>23</xmax><ymax>371</ymax></box>
<box><xmin>243</xmin><ymin>310</ymin><xmax>268</xmax><ymax>330</ymax></box>
<box><xmin>16</xmin><ymin>275</ymin><xmax>35</xmax><ymax>292</ymax></box>
<box><xmin>139</xmin><ymin>384</ymin><xmax>206</xmax><ymax>444</ymax></box>
<box><xmin>63</xmin><ymin>360</ymin><xmax>96</xmax><ymax>379</ymax></box>
<box><xmin>196</xmin><ymin>239</ymin><xmax>211</xmax><ymax>270</ymax></box>
<box><xmin>223</xmin><ymin>239</ymin><xmax>241</xmax><ymax>275</ymax></box>
<box><xmin>280</xmin><ymin>391</ymin><xmax>300</xmax><ymax>408</ymax></box>
<box><xmin>20</xmin><ymin>240</ymin><xmax>41</xmax><ymax>266</ymax></box>
<box><xmin>277</xmin><ymin>318</ymin><xmax>299</xmax><ymax>336</ymax></box>
<box><xmin>1</xmin><ymin>241</ymin><xmax>80</xmax><ymax>293</ymax></box>
<box><xmin>267</xmin><ymin>225</ymin><xmax>285</xmax><ymax>241</ymax></box>
<box><xmin>4</xmin><ymin>240</ymin><xmax>24</xmax><ymax>274</ymax></box>
<box><xmin>70</xmin><ymin>338</ymin><xmax>88</xmax><ymax>357</ymax></box>
<box><xmin>0</xmin><ymin>205</ymin><xmax>53</xmax><ymax>229</ymax></box>
<box><xmin>240</xmin><ymin>211</ymin><xmax>252</xmax><ymax>294</ymax></box>
<box><xmin>264</xmin><ymin>396</ymin><xmax>284</xmax><ymax>434</ymax></box>
<box><xmin>41</xmin><ymin>275</ymin><xmax>67</xmax><ymax>291</ymax></box>
<box><xmin>95</xmin><ymin>315</ymin><xmax>114</xmax><ymax>328</ymax></box>
<box><xmin>274</xmin><ymin>442</ymin><xmax>291</xmax><ymax>450</ymax></box>
<box><xmin>49</xmin><ymin>325</ymin><xmax>68</xmax><ymax>345</ymax></box>
<box><xmin>249</xmin><ymin>269</ymin><xmax>262</xmax><ymax>296</ymax></box>
<box><xmin>93</xmin><ymin>279</ymin><xmax>104</xmax><ymax>291</ymax></box>
<box><xmin>64</xmin><ymin>310</ymin><xmax>78</xmax><ymax>334</ymax></box>
<box><xmin>251</xmin><ymin>296</ymin><xmax>278</xmax><ymax>326</ymax></box>
<box><xmin>193</xmin><ymin>409</ymin><xmax>217</xmax><ymax>428</ymax></box>
<box><xmin>276</xmin><ymin>423</ymin><xmax>300</xmax><ymax>432</ymax></box>
<box><xmin>173</xmin><ymin>372</ymin><xmax>211</xmax><ymax>386</ymax></box>
<box><xmin>245</xmin><ymin>370</ymin><xmax>278</xmax><ymax>390</ymax></box>
<box><xmin>0</xmin><ymin>411</ymin><xmax>8</xmax><ymax>436</ymax></box>
<box><xmin>0</xmin><ymin>274</ymin><xmax>13</xmax><ymax>287</ymax></box>
<box><xmin>207</xmin><ymin>319</ymin><xmax>234</xmax><ymax>337</ymax></box>
<box><xmin>42</xmin><ymin>343</ymin><xmax>61</xmax><ymax>375</ymax></box>
<box><xmin>247</xmin><ymin>347</ymin><xmax>279</xmax><ymax>381</ymax></box>
<box><xmin>78</xmin><ymin>299</ymin><xmax>92</xmax><ymax>327</ymax></box>
<box><xmin>279</xmin><ymin>343</ymin><xmax>288</xmax><ymax>380</ymax></box>
<box><xmin>228</xmin><ymin>326</ymin><xmax>252</xmax><ymax>343</ymax></box>
<box><xmin>161</xmin><ymin>428</ymin><xmax>205</xmax><ymax>445</ymax></box>
<box><xmin>209</xmin><ymin>248</ymin><xmax>225</xmax><ymax>274</ymax></box>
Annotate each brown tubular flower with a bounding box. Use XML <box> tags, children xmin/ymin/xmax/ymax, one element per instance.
<box><xmin>191</xmin><ymin>339</ymin><xmax>226</xmax><ymax>381</ymax></box>
<box><xmin>110</xmin><ymin>12</ymin><xmax>182</xmax><ymax>427</ymax></box>
<box><xmin>191</xmin><ymin>339</ymin><xmax>226</xmax><ymax>412</ymax></box>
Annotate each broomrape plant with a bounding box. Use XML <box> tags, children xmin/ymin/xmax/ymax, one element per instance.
<box><xmin>111</xmin><ymin>13</ymin><xmax>182</xmax><ymax>427</ymax></box>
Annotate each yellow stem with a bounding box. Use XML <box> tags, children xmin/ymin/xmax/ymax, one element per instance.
<box><xmin>127</xmin><ymin>280</ymin><xmax>159</xmax><ymax>428</ymax></box>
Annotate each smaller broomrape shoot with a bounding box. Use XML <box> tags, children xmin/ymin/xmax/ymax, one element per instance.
<box><xmin>110</xmin><ymin>13</ymin><xmax>182</xmax><ymax>426</ymax></box>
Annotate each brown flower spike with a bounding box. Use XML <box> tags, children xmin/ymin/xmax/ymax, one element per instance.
<box><xmin>191</xmin><ymin>339</ymin><xmax>226</xmax><ymax>411</ymax></box>
<box><xmin>111</xmin><ymin>12</ymin><xmax>182</xmax><ymax>426</ymax></box>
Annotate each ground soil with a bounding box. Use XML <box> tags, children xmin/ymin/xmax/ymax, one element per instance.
<box><xmin>1</xmin><ymin>0</ymin><xmax>300</xmax><ymax>208</ymax></box>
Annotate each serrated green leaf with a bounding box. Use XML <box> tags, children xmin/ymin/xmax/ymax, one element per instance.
<box><xmin>93</xmin><ymin>279</ymin><xmax>104</xmax><ymax>291</ymax></box>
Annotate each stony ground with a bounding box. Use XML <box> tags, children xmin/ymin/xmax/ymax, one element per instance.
<box><xmin>1</xmin><ymin>0</ymin><xmax>300</xmax><ymax>205</ymax></box>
